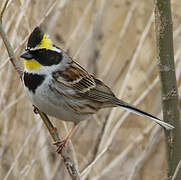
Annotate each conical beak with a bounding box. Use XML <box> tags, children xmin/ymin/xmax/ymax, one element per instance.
<box><xmin>20</xmin><ymin>50</ymin><xmax>33</xmax><ymax>59</ymax></box>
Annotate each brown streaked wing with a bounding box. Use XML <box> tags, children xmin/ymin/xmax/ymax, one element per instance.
<box><xmin>53</xmin><ymin>61</ymin><xmax>117</xmax><ymax>107</ymax></box>
<box><xmin>53</xmin><ymin>61</ymin><xmax>96</xmax><ymax>93</ymax></box>
<box><xmin>78</xmin><ymin>77</ymin><xmax>117</xmax><ymax>105</ymax></box>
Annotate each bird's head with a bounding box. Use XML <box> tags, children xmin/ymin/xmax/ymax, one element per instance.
<box><xmin>20</xmin><ymin>27</ymin><xmax>63</xmax><ymax>72</ymax></box>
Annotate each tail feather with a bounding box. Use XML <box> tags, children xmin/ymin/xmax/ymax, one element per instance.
<box><xmin>115</xmin><ymin>99</ymin><xmax>174</xmax><ymax>130</ymax></box>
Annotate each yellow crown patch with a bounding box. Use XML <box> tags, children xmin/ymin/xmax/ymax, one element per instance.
<box><xmin>38</xmin><ymin>34</ymin><xmax>53</xmax><ymax>50</ymax></box>
<box><xmin>24</xmin><ymin>60</ymin><xmax>42</xmax><ymax>70</ymax></box>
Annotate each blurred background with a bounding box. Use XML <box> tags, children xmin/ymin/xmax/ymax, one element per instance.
<box><xmin>0</xmin><ymin>0</ymin><xmax>181</xmax><ymax>179</ymax></box>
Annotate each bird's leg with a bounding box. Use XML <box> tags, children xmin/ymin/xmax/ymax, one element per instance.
<box><xmin>53</xmin><ymin>123</ymin><xmax>77</xmax><ymax>153</ymax></box>
<box><xmin>33</xmin><ymin>105</ymin><xmax>39</xmax><ymax>114</ymax></box>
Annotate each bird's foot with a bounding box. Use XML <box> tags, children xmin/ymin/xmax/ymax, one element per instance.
<box><xmin>33</xmin><ymin>105</ymin><xmax>39</xmax><ymax>114</ymax></box>
<box><xmin>53</xmin><ymin>139</ymin><xmax>67</xmax><ymax>153</ymax></box>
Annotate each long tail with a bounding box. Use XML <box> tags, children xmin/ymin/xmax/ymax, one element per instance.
<box><xmin>115</xmin><ymin>99</ymin><xmax>174</xmax><ymax>130</ymax></box>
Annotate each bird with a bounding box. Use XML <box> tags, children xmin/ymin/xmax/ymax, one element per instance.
<box><xmin>20</xmin><ymin>27</ymin><xmax>174</xmax><ymax>152</ymax></box>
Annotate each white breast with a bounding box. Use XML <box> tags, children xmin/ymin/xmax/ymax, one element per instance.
<box><xmin>24</xmin><ymin>75</ymin><xmax>91</xmax><ymax>123</ymax></box>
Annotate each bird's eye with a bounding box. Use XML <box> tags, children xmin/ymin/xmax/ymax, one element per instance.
<box><xmin>30</xmin><ymin>49</ymin><xmax>62</xmax><ymax>66</ymax></box>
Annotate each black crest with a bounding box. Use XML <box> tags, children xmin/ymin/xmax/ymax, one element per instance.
<box><xmin>27</xmin><ymin>27</ymin><xmax>44</xmax><ymax>49</ymax></box>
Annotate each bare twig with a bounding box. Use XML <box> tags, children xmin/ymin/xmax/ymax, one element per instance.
<box><xmin>65</xmin><ymin>0</ymin><xmax>95</xmax><ymax>50</ymax></box>
<box><xmin>102</xmin><ymin>2</ymin><xmax>137</xmax><ymax>77</ymax></box>
<box><xmin>0</xmin><ymin>21</ymin><xmax>23</xmax><ymax>79</ymax></box>
<box><xmin>172</xmin><ymin>160</ymin><xmax>181</xmax><ymax>180</ymax></box>
<box><xmin>91</xmin><ymin>123</ymin><xmax>155</xmax><ymax>180</ymax></box>
<box><xmin>46</xmin><ymin>0</ymin><xmax>70</xmax><ymax>33</ymax></box>
<box><xmin>81</xmin><ymin>146</ymin><xmax>108</xmax><ymax>179</ymax></box>
<box><xmin>0</xmin><ymin>6</ymin><xmax>80</xmax><ymax>180</ymax></box>
<box><xmin>119</xmin><ymin>12</ymin><xmax>154</xmax><ymax>98</ymax></box>
<box><xmin>128</xmin><ymin>126</ymin><xmax>162</xmax><ymax>180</ymax></box>
<box><xmin>3</xmin><ymin>123</ymin><xmax>40</xmax><ymax>180</ymax></box>
<box><xmin>0</xmin><ymin>0</ymin><xmax>10</xmax><ymax>19</ymax></box>
<box><xmin>99</xmin><ymin>12</ymin><xmax>154</xmax><ymax>151</ymax></box>
<box><xmin>86</xmin><ymin>0</ymin><xmax>108</xmax><ymax>75</ymax></box>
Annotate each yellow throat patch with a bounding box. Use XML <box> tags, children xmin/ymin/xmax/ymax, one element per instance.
<box><xmin>24</xmin><ymin>60</ymin><xmax>41</xmax><ymax>70</ymax></box>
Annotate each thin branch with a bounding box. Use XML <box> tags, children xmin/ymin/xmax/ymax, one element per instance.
<box><xmin>128</xmin><ymin>126</ymin><xmax>162</xmax><ymax>180</ymax></box>
<box><xmin>119</xmin><ymin>12</ymin><xmax>154</xmax><ymax>98</ymax></box>
<box><xmin>46</xmin><ymin>0</ymin><xmax>70</xmax><ymax>33</ymax></box>
<box><xmin>0</xmin><ymin>0</ymin><xmax>10</xmax><ymax>19</ymax></box>
<box><xmin>3</xmin><ymin>123</ymin><xmax>40</xmax><ymax>180</ymax></box>
<box><xmin>172</xmin><ymin>160</ymin><xmax>181</xmax><ymax>180</ymax></box>
<box><xmin>91</xmin><ymin>123</ymin><xmax>155</xmax><ymax>180</ymax></box>
<box><xmin>0</xmin><ymin>21</ymin><xmax>23</xmax><ymax>79</ymax></box>
<box><xmin>102</xmin><ymin>1</ymin><xmax>137</xmax><ymax>77</ymax></box>
<box><xmin>81</xmin><ymin>146</ymin><xmax>108</xmax><ymax>179</ymax></box>
<box><xmin>86</xmin><ymin>0</ymin><xmax>108</xmax><ymax>75</ymax></box>
<box><xmin>65</xmin><ymin>0</ymin><xmax>94</xmax><ymax>50</ymax></box>
<box><xmin>0</xmin><ymin>8</ymin><xmax>80</xmax><ymax>180</ymax></box>
<box><xmin>99</xmin><ymin>12</ymin><xmax>154</xmax><ymax>150</ymax></box>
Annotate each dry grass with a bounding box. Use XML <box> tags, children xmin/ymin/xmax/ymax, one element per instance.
<box><xmin>0</xmin><ymin>0</ymin><xmax>181</xmax><ymax>179</ymax></box>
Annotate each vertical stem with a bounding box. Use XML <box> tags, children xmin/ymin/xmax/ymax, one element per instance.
<box><xmin>0</xmin><ymin>10</ymin><xmax>80</xmax><ymax>180</ymax></box>
<box><xmin>154</xmin><ymin>0</ymin><xmax>181</xmax><ymax>179</ymax></box>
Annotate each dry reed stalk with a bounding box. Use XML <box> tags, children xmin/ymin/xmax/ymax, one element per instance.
<box><xmin>98</xmin><ymin>12</ymin><xmax>154</xmax><ymax>152</ymax></box>
<box><xmin>0</xmin><ymin>1</ymin><xmax>80</xmax><ymax>180</ymax></box>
